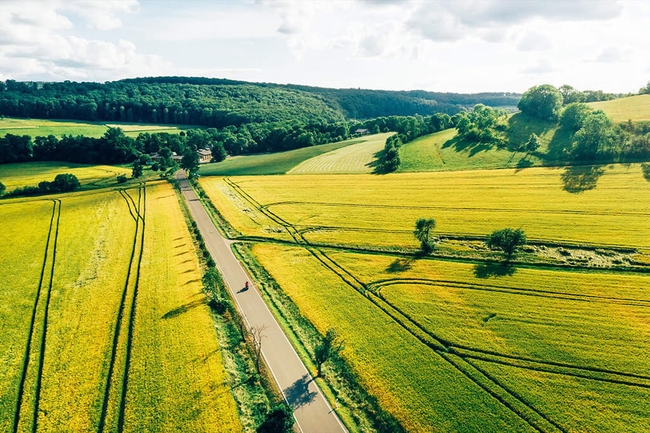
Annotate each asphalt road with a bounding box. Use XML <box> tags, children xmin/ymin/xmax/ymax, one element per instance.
<box><xmin>176</xmin><ymin>172</ymin><xmax>347</xmax><ymax>433</ymax></box>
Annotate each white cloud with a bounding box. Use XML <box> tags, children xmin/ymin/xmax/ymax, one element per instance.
<box><xmin>0</xmin><ymin>0</ymin><xmax>166</xmax><ymax>80</ymax></box>
<box><xmin>406</xmin><ymin>0</ymin><xmax>623</xmax><ymax>43</ymax></box>
<box><xmin>516</xmin><ymin>31</ymin><xmax>552</xmax><ymax>51</ymax></box>
<box><xmin>521</xmin><ymin>59</ymin><xmax>555</xmax><ymax>74</ymax></box>
<box><xmin>591</xmin><ymin>46</ymin><xmax>629</xmax><ymax>63</ymax></box>
<box><xmin>62</xmin><ymin>0</ymin><xmax>139</xmax><ymax>30</ymax></box>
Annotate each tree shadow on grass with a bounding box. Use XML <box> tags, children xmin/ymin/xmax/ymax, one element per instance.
<box><xmin>162</xmin><ymin>296</ymin><xmax>206</xmax><ymax>319</ymax></box>
<box><xmin>514</xmin><ymin>157</ymin><xmax>534</xmax><ymax>172</ymax></box>
<box><xmin>474</xmin><ymin>262</ymin><xmax>516</xmax><ymax>278</ymax></box>
<box><xmin>442</xmin><ymin>136</ymin><xmax>496</xmax><ymax>157</ymax></box>
<box><xmin>284</xmin><ymin>374</ymin><xmax>316</xmax><ymax>409</ymax></box>
<box><xmin>561</xmin><ymin>165</ymin><xmax>605</xmax><ymax>193</ymax></box>
<box><xmin>385</xmin><ymin>258</ymin><xmax>413</xmax><ymax>273</ymax></box>
<box><xmin>642</xmin><ymin>163</ymin><xmax>650</xmax><ymax>181</ymax></box>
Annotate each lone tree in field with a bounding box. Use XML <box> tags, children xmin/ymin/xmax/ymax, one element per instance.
<box><xmin>315</xmin><ymin>328</ymin><xmax>344</xmax><ymax>377</ymax></box>
<box><xmin>486</xmin><ymin>228</ymin><xmax>527</xmax><ymax>261</ymax></box>
<box><xmin>414</xmin><ymin>218</ymin><xmax>436</xmax><ymax>254</ymax></box>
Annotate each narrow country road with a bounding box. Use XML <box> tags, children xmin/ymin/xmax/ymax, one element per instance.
<box><xmin>176</xmin><ymin>172</ymin><xmax>347</xmax><ymax>433</ymax></box>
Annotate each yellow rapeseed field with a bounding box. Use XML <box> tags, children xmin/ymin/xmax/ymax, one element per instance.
<box><xmin>124</xmin><ymin>181</ymin><xmax>241</xmax><ymax>432</ymax></box>
<box><xmin>201</xmin><ymin>164</ymin><xmax>650</xmax><ymax>250</ymax></box>
<box><xmin>1</xmin><ymin>181</ymin><xmax>240</xmax><ymax>432</ymax></box>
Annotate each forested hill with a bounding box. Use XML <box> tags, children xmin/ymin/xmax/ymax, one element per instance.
<box><xmin>0</xmin><ymin>77</ymin><xmax>520</xmax><ymax>128</ymax></box>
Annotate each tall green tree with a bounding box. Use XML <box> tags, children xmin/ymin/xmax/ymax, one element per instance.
<box><xmin>414</xmin><ymin>218</ymin><xmax>436</xmax><ymax>254</ymax></box>
<box><xmin>181</xmin><ymin>149</ymin><xmax>200</xmax><ymax>177</ymax></box>
<box><xmin>486</xmin><ymin>228</ymin><xmax>526</xmax><ymax>261</ymax></box>
<box><xmin>559</xmin><ymin>103</ymin><xmax>593</xmax><ymax>131</ymax></box>
<box><xmin>518</xmin><ymin>85</ymin><xmax>563</xmax><ymax>121</ymax></box>
<box><xmin>571</xmin><ymin>110</ymin><xmax>615</xmax><ymax>160</ymax></box>
<box><xmin>211</xmin><ymin>142</ymin><xmax>227</xmax><ymax>162</ymax></box>
<box><xmin>314</xmin><ymin>328</ymin><xmax>343</xmax><ymax>377</ymax></box>
<box><xmin>523</xmin><ymin>133</ymin><xmax>541</xmax><ymax>153</ymax></box>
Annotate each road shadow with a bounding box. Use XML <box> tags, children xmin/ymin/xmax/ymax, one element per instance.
<box><xmin>162</xmin><ymin>297</ymin><xmax>206</xmax><ymax>319</ymax></box>
<box><xmin>474</xmin><ymin>262</ymin><xmax>516</xmax><ymax>278</ymax></box>
<box><xmin>386</xmin><ymin>258</ymin><xmax>413</xmax><ymax>273</ymax></box>
<box><xmin>642</xmin><ymin>163</ymin><xmax>650</xmax><ymax>181</ymax></box>
<box><xmin>284</xmin><ymin>374</ymin><xmax>317</xmax><ymax>409</ymax></box>
<box><xmin>561</xmin><ymin>165</ymin><xmax>605</xmax><ymax>193</ymax></box>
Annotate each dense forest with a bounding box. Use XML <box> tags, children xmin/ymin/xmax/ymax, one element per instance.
<box><xmin>0</xmin><ymin>77</ymin><xmax>522</xmax><ymax>128</ymax></box>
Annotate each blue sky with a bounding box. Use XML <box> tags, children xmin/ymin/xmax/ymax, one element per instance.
<box><xmin>0</xmin><ymin>0</ymin><xmax>649</xmax><ymax>93</ymax></box>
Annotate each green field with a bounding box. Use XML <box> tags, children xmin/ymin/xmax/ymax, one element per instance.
<box><xmin>0</xmin><ymin>180</ymin><xmax>241</xmax><ymax>432</ymax></box>
<box><xmin>201</xmin><ymin>164</ymin><xmax>650</xmax><ymax>432</ymax></box>
<box><xmin>0</xmin><ymin>117</ymin><xmax>191</xmax><ymax>138</ymax></box>
<box><xmin>0</xmin><ymin>161</ymin><xmax>131</xmax><ymax>191</ymax></box>
<box><xmin>288</xmin><ymin>132</ymin><xmax>393</xmax><ymax>174</ymax></box>
<box><xmin>199</xmin><ymin>133</ymin><xmax>387</xmax><ymax>176</ymax></box>
<box><xmin>589</xmin><ymin>94</ymin><xmax>650</xmax><ymax>122</ymax></box>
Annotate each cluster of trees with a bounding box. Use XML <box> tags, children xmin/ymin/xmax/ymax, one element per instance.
<box><xmin>413</xmin><ymin>218</ymin><xmax>527</xmax><ymax>261</ymax></box>
<box><xmin>454</xmin><ymin>104</ymin><xmax>509</xmax><ymax>146</ymax></box>
<box><xmin>515</xmin><ymin>84</ymin><xmax>650</xmax><ymax>162</ymax></box>
<box><xmin>558</xmin><ymin>103</ymin><xmax>650</xmax><ymax>161</ymax></box>
<box><xmin>4</xmin><ymin>173</ymin><xmax>80</xmax><ymax>197</ymax></box>
<box><xmin>519</xmin><ymin>84</ymin><xmax>624</xmax><ymax>122</ymax></box>
<box><xmin>371</xmin><ymin>113</ymin><xmax>455</xmax><ymax>173</ymax></box>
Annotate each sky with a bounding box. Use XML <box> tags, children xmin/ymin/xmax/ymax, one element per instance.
<box><xmin>0</xmin><ymin>0</ymin><xmax>649</xmax><ymax>94</ymax></box>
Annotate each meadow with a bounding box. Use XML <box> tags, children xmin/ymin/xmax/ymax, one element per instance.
<box><xmin>199</xmin><ymin>133</ymin><xmax>388</xmax><ymax>176</ymax></box>
<box><xmin>288</xmin><ymin>132</ymin><xmax>393</xmax><ymax>174</ymax></box>
<box><xmin>0</xmin><ymin>179</ymin><xmax>240</xmax><ymax>432</ymax></box>
<box><xmin>589</xmin><ymin>94</ymin><xmax>650</xmax><ymax>122</ymax></box>
<box><xmin>0</xmin><ymin>117</ymin><xmax>190</xmax><ymax>138</ymax></box>
<box><xmin>201</xmin><ymin>163</ymin><xmax>650</xmax><ymax>432</ymax></box>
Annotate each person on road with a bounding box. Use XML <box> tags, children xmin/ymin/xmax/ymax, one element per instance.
<box><xmin>245</xmin><ymin>281</ymin><xmax>249</xmax><ymax>290</ymax></box>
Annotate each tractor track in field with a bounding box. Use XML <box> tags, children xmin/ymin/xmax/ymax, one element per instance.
<box><xmin>369</xmin><ymin>278</ymin><xmax>650</xmax><ymax>308</ymax></box>
<box><xmin>11</xmin><ymin>199</ymin><xmax>61</xmax><ymax>433</ymax></box>
<box><xmin>224</xmin><ymin>177</ymin><xmax>565</xmax><ymax>432</ymax></box>
<box><xmin>263</xmin><ymin>199</ymin><xmax>650</xmax><ymax>218</ymax></box>
<box><xmin>117</xmin><ymin>185</ymin><xmax>146</xmax><ymax>433</ymax></box>
<box><xmin>97</xmin><ymin>186</ymin><xmax>146</xmax><ymax>433</ymax></box>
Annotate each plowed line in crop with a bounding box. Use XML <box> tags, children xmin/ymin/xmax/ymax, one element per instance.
<box><xmin>224</xmin><ymin>178</ymin><xmax>560</xmax><ymax>431</ymax></box>
<box><xmin>11</xmin><ymin>199</ymin><xmax>60</xmax><ymax>433</ymax></box>
<box><xmin>97</xmin><ymin>186</ymin><xmax>145</xmax><ymax>433</ymax></box>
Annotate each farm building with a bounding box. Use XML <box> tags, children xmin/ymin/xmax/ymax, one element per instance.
<box><xmin>198</xmin><ymin>148</ymin><xmax>212</xmax><ymax>163</ymax></box>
